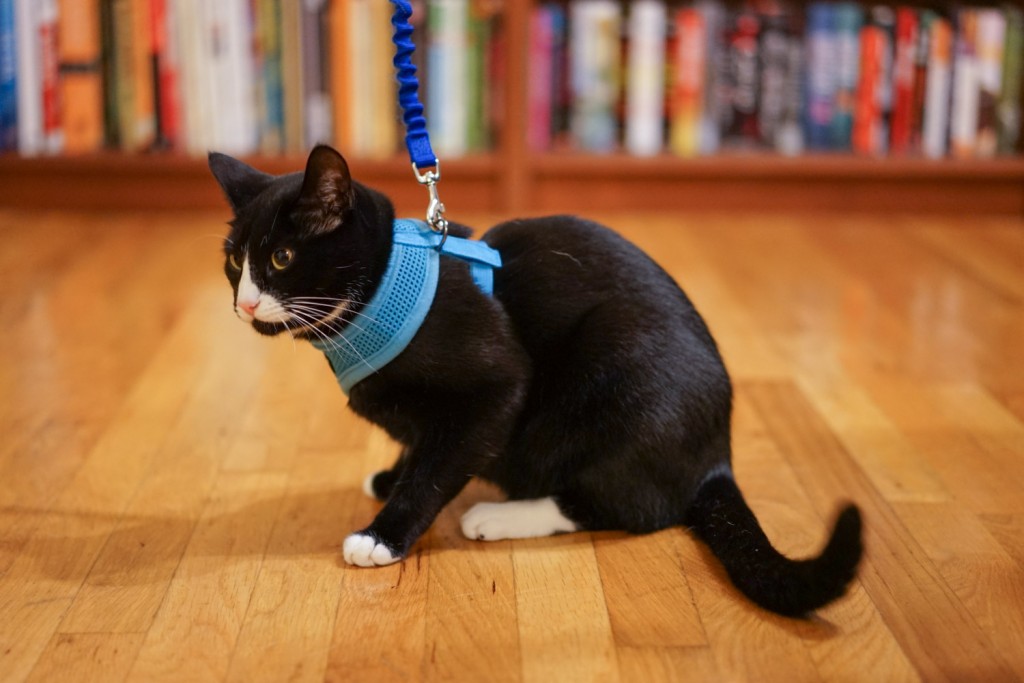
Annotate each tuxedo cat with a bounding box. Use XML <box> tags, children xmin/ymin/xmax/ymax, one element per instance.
<box><xmin>209</xmin><ymin>145</ymin><xmax>862</xmax><ymax>617</ymax></box>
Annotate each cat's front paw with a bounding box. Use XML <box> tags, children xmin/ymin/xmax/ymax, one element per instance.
<box><xmin>342</xmin><ymin>532</ymin><xmax>401</xmax><ymax>567</ymax></box>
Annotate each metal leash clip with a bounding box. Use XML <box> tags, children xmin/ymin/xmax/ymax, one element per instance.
<box><xmin>412</xmin><ymin>161</ymin><xmax>449</xmax><ymax>246</ymax></box>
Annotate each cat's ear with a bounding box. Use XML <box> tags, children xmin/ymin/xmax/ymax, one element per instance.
<box><xmin>208</xmin><ymin>152</ymin><xmax>274</xmax><ymax>213</ymax></box>
<box><xmin>295</xmin><ymin>144</ymin><xmax>354</xmax><ymax>236</ymax></box>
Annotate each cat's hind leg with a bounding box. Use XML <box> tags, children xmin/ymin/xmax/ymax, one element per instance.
<box><xmin>460</xmin><ymin>497</ymin><xmax>578</xmax><ymax>541</ymax></box>
<box><xmin>362</xmin><ymin>449</ymin><xmax>410</xmax><ymax>501</ymax></box>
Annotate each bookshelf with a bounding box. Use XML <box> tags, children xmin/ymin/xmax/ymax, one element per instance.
<box><xmin>1</xmin><ymin>0</ymin><xmax>1023</xmax><ymax>217</ymax></box>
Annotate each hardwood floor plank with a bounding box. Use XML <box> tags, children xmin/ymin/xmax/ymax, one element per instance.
<box><xmin>324</xmin><ymin>428</ymin><xmax>430</xmax><ymax>683</ymax></box>
<box><xmin>593</xmin><ymin>529</ymin><xmax>706</xmax><ymax>648</ymax></box>
<box><xmin>24</xmin><ymin>633</ymin><xmax>146</xmax><ymax>683</ymax></box>
<box><xmin>225</xmin><ymin>451</ymin><xmax>362</xmax><ymax>683</ymax></box>
<box><xmin>127</xmin><ymin>471</ymin><xmax>288</xmax><ymax>683</ymax></box>
<box><xmin>746</xmin><ymin>380</ymin><xmax>1020</xmax><ymax>682</ymax></box>
<box><xmin>513</xmin><ymin>535</ymin><xmax>619</xmax><ymax>683</ymax></box>
<box><xmin>422</xmin><ymin>491</ymin><xmax>521</xmax><ymax>683</ymax></box>
<box><xmin>894</xmin><ymin>502</ymin><xmax>1024</xmax><ymax>673</ymax></box>
<box><xmin>616</xmin><ymin>646</ymin><xmax>720</xmax><ymax>682</ymax></box>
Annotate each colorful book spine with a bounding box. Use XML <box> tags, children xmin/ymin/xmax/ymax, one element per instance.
<box><xmin>15</xmin><ymin>0</ymin><xmax>42</xmax><ymax>155</ymax></box>
<box><xmin>527</xmin><ymin>5</ymin><xmax>554</xmax><ymax>151</ymax></box>
<box><xmin>832</xmin><ymin>3</ymin><xmax>863</xmax><ymax>149</ymax></box>
<box><xmin>0</xmin><ymin>0</ymin><xmax>16</xmax><ymax>151</ymax></box>
<box><xmin>909</xmin><ymin>10</ymin><xmax>935</xmax><ymax>153</ymax></box>
<box><xmin>255</xmin><ymin>0</ymin><xmax>283</xmax><ymax>154</ymax></box>
<box><xmin>922</xmin><ymin>15</ymin><xmax>952</xmax><ymax>159</ymax></box>
<box><xmin>466</xmin><ymin>0</ymin><xmax>494</xmax><ymax>153</ymax></box>
<box><xmin>758</xmin><ymin>10</ymin><xmax>794</xmax><ymax>152</ymax></box>
<box><xmin>302</xmin><ymin>0</ymin><xmax>331</xmax><ymax>149</ymax></box>
<box><xmin>280</xmin><ymin>0</ymin><xmax>304</xmax><ymax>153</ymax></box>
<box><xmin>150</xmin><ymin>0</ymin><xmax>181</xmax><ymax>150</ymax></box>
<box><xmin>853</xmin><ymin>21</ymin><xmax>884</xmax><ymax>155</ymax></box>
<box><xmin>724</xmin><ymin>10</ymin><xmax>760</xmax><ymax>146</ymax></box>
<box><xmin>549</xmin><ymin>4</ymin><xmax>570</xmax><ymax>149</ymax></box>
<box><xmin>569</xmin><ymin>0</ymin><xmax>620</xmax><ymax>152</ymax></box>
<box><xmin>369</xmin><ymin>0</ymin><xmax>397</xmax><ymax>157</ymax></box>
<box><xmin>890</xmin><ymin>7</ymin><xmax>919</xmax><ymax>155</ymax></box>
<box><xmin>669</xmin><ymin>7</ymin><xmax>705</xmax><ymax>157</ymax></box>
<box><xmin>998</xmin><ymin>6</ymin><xmax>1023</xmax><ymax>154</ymax></box>
<box><xmin>128</xmin><ymin>0</ymin><xmax>154</xmax><ymax>150</ymax></box>
<box><xmin>950</xmin><ymin>9</ymin><xmax>979</xmax><ymax>158</ymax></box>
<box><xmin>328</xmin><ymin>0</ymin><xmax>351</xmax><ymax>153</ymax></box>
<box><xmin>695</xmin><ymin>0</ymin><xmax>725</xmax><ymax>155</ymax></box>
<box><xmin>625</xmin><ymin>0</ymin><xmax>666</xmax><ymax>156</ymax></box>
<box><xmin>58</xmin><ymin>0</ymin><xmax>102</xmax><ymax>153</ymax></box>
<box><xmin>975</xmin><ymin>9</ymin><xmax>1006</xmax><ymax>158</ymax></box>
<box><xmin>805</xmin><ymin>3</ymin><xmax>836</xmax><ymax>150</ymax></box>
<box><xmin>428</xmin><ymin>0</ymin><xmax>469</xmax><ymax>157</ymax></box>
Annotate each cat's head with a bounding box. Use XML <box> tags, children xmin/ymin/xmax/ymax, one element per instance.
<box><xmin>209</xmin><ymin>145</ymin><xmax>393</xmax><ymax>339</ymax></box>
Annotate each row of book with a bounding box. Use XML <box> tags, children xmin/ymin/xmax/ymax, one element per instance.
<box><xmin>0</xmin><ymin>0</ymin><xmax>500</xmax><ymax>157</ymax></box>
<box><xmin>532</xmin><ymin>0</ymin><xmax>1023</xmax><ymax>158</ymax></box>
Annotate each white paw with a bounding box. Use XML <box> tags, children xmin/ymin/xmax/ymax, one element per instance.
<box><xmin>362</xmin><ymin>471</ymin><xmax>382</xmax><ymax>500</ymax></box>
<box><xmin>460</xmin><ymin>498</ymin><xmax>577</xmax><ymax>542</ymax></box>
<box><xmin>342</xmin><ymin>532</ymin><xmax>401</xmax><ymax>567</ymax></box>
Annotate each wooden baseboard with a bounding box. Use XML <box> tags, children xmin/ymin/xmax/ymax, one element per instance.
<box><xmin>1</xmin><ymin>152</ymin><xmax>1022</xmax><ymax>215</ymax></box>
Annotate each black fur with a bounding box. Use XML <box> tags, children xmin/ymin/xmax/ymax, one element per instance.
<box><xmin>210</xmin><ymin>145</ymin><xmax>863</xmax><ymax>617</ymax></box>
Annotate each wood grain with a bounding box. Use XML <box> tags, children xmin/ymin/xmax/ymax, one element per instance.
<box><xmin>1</xmin><ymin>208</ymin><xmax>1023</xmax><ymax>682</ymax></box>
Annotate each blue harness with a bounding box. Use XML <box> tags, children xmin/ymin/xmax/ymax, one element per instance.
<box><xmin>310</xmin><ymin>219</ymin><xmax>501</xmax><ymax>394</ymax></box>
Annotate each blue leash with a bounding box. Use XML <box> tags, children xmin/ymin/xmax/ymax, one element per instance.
<box><xmin>389</xmin><ymin>0</ymin><xmax>448</xmax><ymax>236</ymax></box>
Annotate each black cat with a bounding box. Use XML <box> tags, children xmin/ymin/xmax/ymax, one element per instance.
<box><xmin>210</xmin><ymin>145</ymin><xmax>862</xmax><ymax>617</ymax></box>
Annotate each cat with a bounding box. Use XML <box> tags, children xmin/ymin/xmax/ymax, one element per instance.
<box><xmin>209</xmin><ymin>144</ymin><xmax>862</xmax><ymax>617</ymax></box>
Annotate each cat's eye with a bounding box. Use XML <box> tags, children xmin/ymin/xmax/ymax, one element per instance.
<box><xmin>272</xmin><ymin>248</ymin><xmax>295</xmax><ymax>271</ymax></box>
<box><xmin>228</xmin><ymin>253</ymin><xmax>243</xmax><ymax>272</ymax></box>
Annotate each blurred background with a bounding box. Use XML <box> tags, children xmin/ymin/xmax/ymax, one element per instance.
<box><xmin>0</xmin><ymin>0</ymin><xmax>1021</xmax><ymax>215</ymax></box>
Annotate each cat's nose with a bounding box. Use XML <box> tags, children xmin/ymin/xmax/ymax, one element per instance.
<box><xmin>238</xmin><ymin>299</ymin><xmax>258</xmax><ymax>316</ymax></box>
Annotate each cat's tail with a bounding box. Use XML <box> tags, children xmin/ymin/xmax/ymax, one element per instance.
<box><xmin>684</xmin><ymin>472</ymin><xmax>862</xmax><ymax>617</ymax></box>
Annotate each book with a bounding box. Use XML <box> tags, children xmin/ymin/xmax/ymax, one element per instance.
<box><xmin>527</xmin><ymin>5</ymin><xmax>554</xmax><ymax>151</ymax></box>
<box><xmin>368</xmin><ymin>0</ymin><xmax>397</xmax><ymax>157</ymax></box>
<box><xmin>302</xmin><ymin>0</ymin><xmax>331</xmax><ymax>149</ymax></box>
<box><xmin>852</xmin><ymin>6</ymin><xmax>895</xmax><ymax>156</ymax></box>
<box><xmin>428</xmin><ymin>0</ymin><xmax>469</xmax><ymax>157</ymax></box>
<box><xmin>129</xmin><ymin>0</ymin><xmax>154</xmax><ymax>151</ymax></box>
<box><xmin>723</xmin><ymin>9</ymin><xmax>760</xmax><ymax>147</ymax></box>
<box><xmin>922</xmin><ymin>15</ymin><xmax>952</xmax><ymax>159</ymax></box>
<box><xmin>466</xmin><ymin>0</ymin><xmax>496</xmax><ymax>152</ymax></box>
<box><xmin>805</xmin><ymin>2</ymin><xmax>836</xmax><ymax>150</ymax></box>
<box><xmin>975</xmin><ymin>8</ymin><xmax>1006</xmax><ymax>158</ymax></box>
<box><xmin>281</xmin><ymin>0</ymin><xmax>304</xmax><ymax>153</ymax></box>
<box><xmin>998</xmin><ymin>6</ymin><xmax>1023</xmax><ymax>154</ymax></box>
<box><xmin>569</xmin><ymin>0</ymin><xmax>621</xmax><ymax>152</ymax></box>
<box><xmin>255</xmin><ymin>0</ymin><xmax>285</xmax><ymax>154</ymax></box>
<box><xmin>328</xmin><ymin>0</ymin><xmax>351</xmax><ymax>152</ymax></box>
<box><xmin>0</xmin><ymin>0</ymin><xmax>16</xmax><ymax>151</ymax></box>
<box><xmin>549</xmin><ymin>3</ymin><xmax>570</xmax><ymax>149</ymax></box>
<box><xmin>624</xmin><ymin>0</ymin><xmax>666</xmax><ymax>156</ymax></box>
<box><xmin>150</xmin><ymin>0</ymin><xmax>181</xmax><ymax>150</ymax></box>
<box><xmin>833</xmin><ymin>3</ymin><xmax>863</xmax><ymax>150</ymax></box>
<box><xmin>890</xmin><ymin>7</ymin><xmax>919</xmax><ymax>155</ymax></box>
<box><xmin>669</xmin><ymin>7</ymin><xmax>705</xmax><ymax>158</ymax></box>
<box><xmin>909</xmin><ymin>10</ymin><xmax>935</xmax><ymax>153</ymax></box>
<box><xmin>58</xmin><ymin>0</ymin><xmax>103</xmax><ymax>153</ymax></box>
<box><xmin>759</xmin><ymin>7</ymin><xmax>798</xmax><ymax>153</ymax></box>
<box><xmin>950</xmin><ymin>9</ymin><xmax>980</xmax><ymax>158</ymax></box>
<box><xmin>173</xmin><ymin>0</ymin><xmax>207</xmax><ymax>154</ymax></box>
<box><xmin>695</xmin><ymin>0</ymin><xmax>725</xmax><ymax>155</ymax></box>
<box><xmin>15</xmin><ymin>0</ymin><xmax>43</xmax><ymax>155</ymax></box>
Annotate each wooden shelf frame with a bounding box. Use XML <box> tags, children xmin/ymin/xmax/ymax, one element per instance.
<box><xmin>1</xmin><ymin>152</ymin><xmax>1021</xmax><ymax>216</ymax></box>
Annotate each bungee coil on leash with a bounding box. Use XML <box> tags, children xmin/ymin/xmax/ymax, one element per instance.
<box><xmin>389</xmin><ymin>0</ymin><xmax>448</xmax><ymax>242</ymax></box>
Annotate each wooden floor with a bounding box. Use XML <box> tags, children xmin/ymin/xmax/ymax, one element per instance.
<box><xmin>1</xmin><ymin>208</ymin><xmax>1022</xmax><ymax>683</ymax></box>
